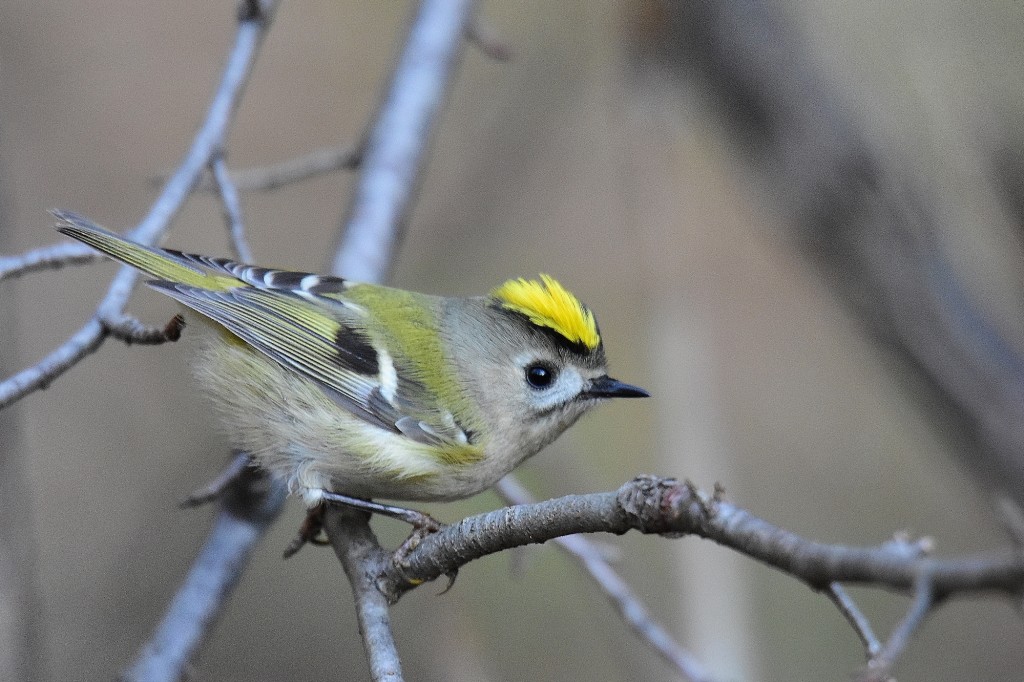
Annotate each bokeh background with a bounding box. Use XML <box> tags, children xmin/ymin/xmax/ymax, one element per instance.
<box><xmin>2</xmin><ymin>1</ymin><xmax>1024</xmax><ymax>680</ymax></box>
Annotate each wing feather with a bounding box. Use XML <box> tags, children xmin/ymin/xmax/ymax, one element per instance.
<box><xmin>148</xmin><ymin>281</ymin><xmax>471</xmax><ymax>447</ymax></box>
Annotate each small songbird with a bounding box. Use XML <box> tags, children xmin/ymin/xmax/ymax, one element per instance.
<box><xmin>56</xmin><ymin>210</ymin><xmax>648</xmax><ymax>521</ymax></box>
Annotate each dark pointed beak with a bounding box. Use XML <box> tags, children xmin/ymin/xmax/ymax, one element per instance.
<box><xmin>585</xmin><ymin>375</ymin><xmax>650</xmax><ymax>399</ymax></box>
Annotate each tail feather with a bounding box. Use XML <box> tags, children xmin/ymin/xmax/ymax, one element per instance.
<box><xmin>54</xmin><ymin>210</ymin><xmax>235</xmax><ymax>291</ymax></box>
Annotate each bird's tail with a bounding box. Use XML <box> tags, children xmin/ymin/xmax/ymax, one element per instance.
<box><xmin>54</xmin><ymin>210</ymin><xmax>235</xmax><ymax>291</ymax></box>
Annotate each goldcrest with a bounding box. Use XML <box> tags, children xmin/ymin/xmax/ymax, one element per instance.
<box><xmin>56</xmin><ymin>211</ymin><xmax>648</xmax><ymax>508</ymax></box>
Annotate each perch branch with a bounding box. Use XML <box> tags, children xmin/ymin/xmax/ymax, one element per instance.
<box><xmin>375</xmin><ymin>476</ymin><xmax>1024</xmax><ymax>678</ymax></box>
<box><xmin>324</xmin><ymin>509</ymin><xmax>404</xmax><ymax>682</ymax></box>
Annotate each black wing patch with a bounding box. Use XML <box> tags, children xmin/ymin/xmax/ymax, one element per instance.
<box><xmin>148</xmin><ymin>281</ymin><xmax>398</xmax><ymax>434</ymax></box>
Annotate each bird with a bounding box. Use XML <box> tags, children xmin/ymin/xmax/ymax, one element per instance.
<box><xmin>55</xmin><ymin>210</ymin><xmax>648</xmax><ymax>537</ymax></box>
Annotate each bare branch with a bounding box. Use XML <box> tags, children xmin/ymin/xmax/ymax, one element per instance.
<box><xmin>204</xmin><ymin>144</ymin><xmax>363</xmax><ymax>192</ymax></box>
<box><xmin>323</xmin><ymin>508</ymin><xmax>404</xmax><ymax>682</ymax></box>
<box><xmin>120</xmin><ymin>466</ymin><xmax>286</xmax><ymax>682</ymax></box>
<box><xmin>495</xmin><ymin>476</ymin><xmax>712</xmax><ymax>682</ymax></box>
<box><xmin>332</xmin><ymin>0</ymin><xmax>480</xmax><ymax>283</ymax></box>
<box><xmin>0</xmin><ymin>241</ymin><xmax>97</xmax><ymax>282</ymax></box>
<box><xmin>856</xmin><ymin>574</ymin><xmax>937</xmax><ymax>682</ymax></box>
<box><xmin>381</xmin><ymin>477</ymin><xmax>1024</xmax><ymax>610</ymax></box>
<box><xmin>370</xmin><ymin>476</ymin><xmax>1024</xmax><ymax>677</ymax></box>
<box><xmin>826</xmin><ymin>583</ymin><xmax>882</xmax><ymax>659</ymax></box>
<box><xmin>0</xmin><ymin>0</ymin><xmax>278</xmax><ymax>411</ymax></box>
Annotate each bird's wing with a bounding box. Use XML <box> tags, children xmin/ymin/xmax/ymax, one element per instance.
<box><xmin>148</xmin><ymin>281</ymin><xmax>473</xmax><ymax>448</ymax></box>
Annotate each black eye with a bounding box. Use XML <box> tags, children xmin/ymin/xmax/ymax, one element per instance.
<box><xmin>525</xmin><ymin>363</ymin><xmax>557</xmax><ymax>389</ymax></box>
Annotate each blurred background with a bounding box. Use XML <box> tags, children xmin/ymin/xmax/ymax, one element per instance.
<box><xmin>3</xmin><ymin>0</ymin><xmax>1024</xmax><ymax>680</ymax></box>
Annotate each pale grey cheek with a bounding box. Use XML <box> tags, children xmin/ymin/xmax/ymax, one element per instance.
<box><xmin>554</xmin><ymin>370</ymin><xmax>586</xmax><ymax>403</ymax></box>
<box><xmin>526</xmin><ymin>371</ymin><xmax>585</xmax><ymax>412</ymax></box>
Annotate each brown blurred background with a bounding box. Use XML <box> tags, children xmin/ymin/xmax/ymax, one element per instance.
<box><xmin>3</xmin><ymin>1</ymin><xmax>1024</xmax><ymax>680</ymax></box>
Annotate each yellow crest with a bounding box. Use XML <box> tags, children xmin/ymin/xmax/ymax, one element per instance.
<box><xmin>491</xmin><ymin>274</ymin><xmax>601</xmax><ymax>351</ymax></box>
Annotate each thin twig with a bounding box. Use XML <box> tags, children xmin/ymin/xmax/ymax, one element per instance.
<box><xmin>826</xmin><ymin>583</ymin><xmax>882</xmax><ymax>659</ymax></box>
<box><xmin>0</xmin><ymin>242</ymin><xmax>98</xmax><ymax>282</ymax></box>
<box><xmin>332</xmin><ymin>0</ymin><xmax>480</xmax><ymax>282</ymax></box>
<box><xmin>857</xmin><ymin>574</ymin><xmax>937</xmax><ymax>682</ymax></box>
<box><xmin>465</xmin><ymin>16</ymin><xmax>513</xmax><ymax>61</ymax></box>
<box><xmin>102</xmin><ymin>313</ymin><xmax>185</xmax><ymax>346</ymax></box>
<box><xmin>200</xmin><ymin>144</ymin><xmax>363</xmax><ymax>192</ymax></box>
<box><xmin>495</xmin><ymin>476</ymin><xmax>712</xmax><ymax>682</ymax></box>
<box><xmin>209</xmin><ymin>153</ymin><xmax>253</xmax><ymax>263</ymax></box>
<box><xmin>179</xmin><ymin>452</ymin><xmax>253</xmax><ymax>508</ymax></box>
<box><xmin>324</xmin><ymin>508</ymin><xmax>404</xmax><ymax>682</ymax></box>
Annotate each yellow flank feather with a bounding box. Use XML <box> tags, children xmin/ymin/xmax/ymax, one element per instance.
<box><xmin>490</xmin><ymin>274</ymin><xmax>600</xmax><ymax>350</ymax></box>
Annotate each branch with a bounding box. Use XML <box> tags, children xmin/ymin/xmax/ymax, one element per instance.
<box><xmin>120</xmin><ymin>466</ymin><xmax>286</xmax><ymax>682</ymax></box>
<box><xmin>209</xmin><ymin>153</ymin><xmax>253</xmax><ymax>263</ymax></box>
<box><xmin>825</xmin><ymin>582</ymin><xmax>882</xmax><ymax>659</ymax></box>
<box><xmin>0</xmin><ymin>242</ymin><xmax>98</xmax><ymax>282</ymax></box>
<box><xmin>198</xmin><ymin>143</ymin><xmax>363</xmax><ymax>193</ymax></box>
<box><xmin>372</xmin><ymin>476</ymin><xmax>1024</xmax><ymax>676</ymax></box>
<box><xmin>495</xmin><ymin>476</ymin><xmax>712</xmax><ymax>682</ymax></box>
<box><xmin>323</xmin><ymin>508</ymin><xmax>404</xmax><ymax>682</ymax></box>
<box><xmin>331</xmin><ymin>0</ymin><xmax>479</xmax><ymax>283</ymax></box>
<box><xmin>0</xmin><ymin>0</ymin><xmax>277</xmax><ymax>411</ymax></box>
